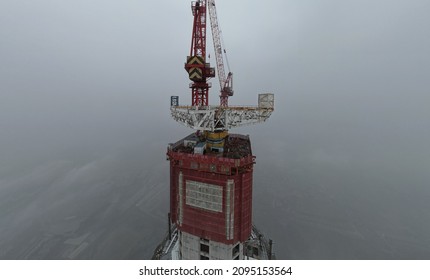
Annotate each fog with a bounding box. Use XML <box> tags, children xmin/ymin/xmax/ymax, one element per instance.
<box><xmin>1</xmin><ymin>0</ymin><xmax>429</xmax><ymax>259</ymax></box>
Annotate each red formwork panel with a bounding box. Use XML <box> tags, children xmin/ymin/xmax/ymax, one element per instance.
<box><xmin>169</xmin><ymin>157</ymin><xmax>253</xmax><ymax>244</ymax></box>
<box><xmin>238</xmin><ymin>171</ymin><xmax>253</xmax><ymax>241</ymax></box>
<box><xmin>169</xmin><ymin>163</ymin><xmax>178</xmax><ymax>223</ymax></box>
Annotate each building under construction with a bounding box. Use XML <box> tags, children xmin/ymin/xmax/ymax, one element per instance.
<box><xmin>153</xmin><ymin>0</ymin><xmax>274</xmax><ymax>260</ymax></box>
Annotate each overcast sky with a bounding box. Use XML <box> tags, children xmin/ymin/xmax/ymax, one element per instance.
<box><xmin>0</xmin><ymin>0</ymin><xmax>430</xmax><ymax>259</ymax></box>
<box><xmin>2</xmin><ymin>0</ymin><xmax>427</xmax><ymax>181</ymax></box>
<box><xmin>1</xmin><ymin>0</ymin><xmax>429</xmax><ymax>134</ymax></box>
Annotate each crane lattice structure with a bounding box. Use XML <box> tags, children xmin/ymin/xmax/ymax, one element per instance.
<box><xmin>208</xmin><ymin>0</ymin><xmax>233</xmax><ymax>107</ymax></box>
<box><xmin>172</xmin><ymin>0</ymin><xmax>274</xmax><ymax>132</ymax></box>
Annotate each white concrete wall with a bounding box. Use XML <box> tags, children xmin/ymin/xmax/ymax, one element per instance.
<box><xmin>179</xmin><ymin>231</ymin><xmax>244</xmax><ymax>260</ymax></box>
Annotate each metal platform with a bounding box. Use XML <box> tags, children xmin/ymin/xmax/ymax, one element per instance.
<box><xmin>170</xmin><ymin>94</ymin><xmax>274</xmax><ymax>132</ymax></box>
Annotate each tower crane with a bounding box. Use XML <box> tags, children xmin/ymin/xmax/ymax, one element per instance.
<box><xmin>172</xmin><ymin>0</ymin><xmax>274</xmax><ymax>132</ymax></box>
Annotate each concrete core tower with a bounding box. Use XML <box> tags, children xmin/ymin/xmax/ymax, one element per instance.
<box><xmin>168</xmin><ymin>133</ymin><xmax>254</xmax><ymax>260</ymax></box>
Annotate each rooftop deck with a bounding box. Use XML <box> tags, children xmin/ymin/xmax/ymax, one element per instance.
<box><xmin>169</xmin><ymin>133</ymin><xmax>253</xmax><ymax>159</ymax></box>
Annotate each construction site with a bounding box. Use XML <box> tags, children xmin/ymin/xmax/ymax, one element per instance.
<box><xmin>152</xmin><ymin>0</ymin><xmax>275</xmax><ymax>260</ymax></box>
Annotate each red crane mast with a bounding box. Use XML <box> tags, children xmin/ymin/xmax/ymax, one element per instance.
<box><xmin>184</xmin><ymin>0</ymin><xmax>215</xmax><ymax>107</ymax></box>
